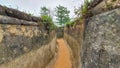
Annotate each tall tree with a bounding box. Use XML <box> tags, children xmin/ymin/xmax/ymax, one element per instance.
<box><xmin>40</xmin><ymin>7</ymin><xmax>51</xmax><ymax>34</ymax></box>
<box><xmin>40</xmin><ymin>6</ymin><xmax>52</xmax><ymax>23</ymax></box>
<box><xmin>40</xmin><ymin>7</ymin><xmax>50</xmax><ymax>16</ymax></box>
<box><xmin>40</xmin><ymin>6</ymin><xmax>55</xmax><ymax>33</ymax></box>
<box><xmin>55</xmin><ymin>5</ymin><xmax>70</xmax><ymax>25</ymax></box>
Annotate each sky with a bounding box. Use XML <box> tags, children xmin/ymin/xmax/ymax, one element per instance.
<box><xmin>0</xmin><ymin>0</ymin><xmax>84</xmax><ymax>18</ymax></box>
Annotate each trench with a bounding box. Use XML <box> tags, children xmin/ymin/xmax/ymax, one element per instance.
<box><xmin>54</xmin><ymin>39</ymin><xmax>72</xmax><ymax>68</ymax></box>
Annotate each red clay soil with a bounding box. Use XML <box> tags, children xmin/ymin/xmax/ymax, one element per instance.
<box><xmin>54</xmin><ymin>39</ymin><xmax>71</xmax><ymax>68</ymax></box>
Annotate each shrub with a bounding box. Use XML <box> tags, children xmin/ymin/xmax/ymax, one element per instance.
<box><xmin>66</xmin><ymin>21</ymin><xmax>74</xmax><ymax>27</ymax></box>
<box><xmin>41</xmin><ymin>15</ymin><xmax>57</xmax><ymax>32</ymax></box>
<box><xmin>41</xmin><ymin>15</ymin><xmax>52</xmax><ymax>23</ymax></box>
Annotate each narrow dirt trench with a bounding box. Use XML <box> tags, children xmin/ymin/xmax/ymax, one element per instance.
<box><xmin>0</xmin><ymin>38</ymin><xmax>72</xmax><ymax>68</ymax></box>
<box><xmin>54</xmin><ymin>39</ymin><xmax>72</xmax><ymax>68</ymax></box>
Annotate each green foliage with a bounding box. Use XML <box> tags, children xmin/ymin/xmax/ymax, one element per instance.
<box><xmin>41</xmin><ymin>15</ymin><xmax>52</xmax><ymax>23</ymax></box>
<box><xmin>55</xmin><ymin>5</ymin><xmax>70</xmax><ymax>25</ymax></box>
<box><xmin>81</xmin><ymin>0</ymin><xmax>89</xmax><ymax>16</ymax></box>
<box><xmin>49</xmin><ymin>22</ymin><xmax>57</xmax><ymax>30</ymax></box>
<box><xmin>74</xmin><ymin>0</ymin><xmax>92</xmax><ymax>25</ymax></box>
<box><xmin>65</xmin><ymin>21</ymin><xmax>74</xmax><ymax>27</ymax></box>
<box><xmin>41</xmin><ymin>15</ymin><xmax>56</xmax><ymax>30</ymax></box>
<box><xmin>40</xmin><ymin>6</ymin><xmax>53</xmax><ymax>23</ymax></box>
<box><xmin>74</xmin><ymin>0</ymin><xmax>90</xmax><ymax>20</ymax></box>
<box><xmin>40</xmin><ymin>7</ymin><xmax>50</xmax><ymax>16</ymax></box>
<box><xmin>40</xmin><ymin>6</ymin><xmax>57</xmax><ymax>31</ymax></box>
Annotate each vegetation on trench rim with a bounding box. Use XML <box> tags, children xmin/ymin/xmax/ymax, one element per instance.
<box><xmin>39</xmin><ymin>5</ymin><xmax>71</xmax><ymax>30</ymax></box>
<box><xmin>68</xmin><ymin>0</ymin><xmax>90</xmax><ymax>27</ymax></box>
<box><xmin>41</xmin><ymin>15</ymin><xmax>57</xmax><ymax>31</ymax></box>
<box><xmin>4</xmin><ymin>0</ymin><xmax>107</xmax><ymax>29</ymax></box>
<box><xmin>39</xmin><ymin>7</ymin><xmax>57</xmax><ymax>31</ymax></box>
<box><xmin>64</xmin><ymin>0</ymin><xmax>90</xmax><ymax>28</ymax></box>
<box><xmin>72</xmin><ymin>0</ymin><xmax>120</xmax><ymax>28</ymax></box>
<box><xmin>65</xmin><ymin>21</ymin><xmax>75</xmax><ymax>27</ymax></box>
<box><xmin>38</xmin><ymin>0</ymin><xmax>120</xmax><ymax>29</ymax></box>
<box><xmin>73</xmin><ymin>0</ymin><xmax>114</xmax><ymax>26</ymax></box>
<box><xmin>3</xmin><ymin>1</ymin><xmax>92</xmax><ymax>28</ymax></box>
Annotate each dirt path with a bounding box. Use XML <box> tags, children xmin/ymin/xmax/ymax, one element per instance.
<box><xmin>54</xmin><ymin>39</ymin><xmax>71</xmax><ymax>68</ymax></box>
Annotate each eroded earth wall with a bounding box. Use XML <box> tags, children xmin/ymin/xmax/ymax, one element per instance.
<box><xmin>0</xmin><ymin>14</ymin><xmax>57</xmax><ymax>68</ymax></box>
<box><xmin>0</xmin><ymin>37</ymin><xmax>57</xmax><ymax>68</ymax></box>
<box><xmin>64</xmin><ymin>23</ymin><xmax>84</xmax><ymax>68</ymax></box>
<box><xmin>82</xmin><ymin>8</ymin><xmax>120</xmax><ymax>68</ymax></box>
<box><xmin>64</xmin><ymin>8</ymin><xmax>120</xmax><ymax>68</ymax></box>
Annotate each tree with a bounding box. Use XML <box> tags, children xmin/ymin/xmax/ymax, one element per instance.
<box><xmin>40</xmin><ymin>7</ymin><xmax>50</xmax><ymax>16</ymax></box>
<box><xmin>40</xmin><ymin>7</ymin><xmax>52</xmax><ymax>23</ymax></box>
<box><xmin>55</xmin><ymin>5</ymin><xmax>70</xmax><ymax>25</ymax></box>
<box><xmin>40</xmin><ymin>6</ymin><xmax>56</xmax><ymax>33</ymax></box>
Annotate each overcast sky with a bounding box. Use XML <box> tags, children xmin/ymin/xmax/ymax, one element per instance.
<box><xmin>0</xmin><ymin>0</ymin><xmax>84</xmax><ymax>18</ymax></box>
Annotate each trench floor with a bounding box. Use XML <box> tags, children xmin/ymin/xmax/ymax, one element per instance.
<box><xmin>54</xmin><ymin>39</ymin><xmax>72</xmax><ymax>68</ymax></box>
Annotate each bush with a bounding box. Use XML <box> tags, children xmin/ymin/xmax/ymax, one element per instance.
<box><xmin>41</xmin><ymin>15</ymin><xmax>57</xmax><ymax>32</ymax></box>
<box><xmin>66</xmin><ymin>21</ymin><xmax>74</xmax><ymax>27</ymax></box>
<box><xmin>41</xmin><ymin>15</ymin><xmax>52</xmax><ymax>23</ymax></box>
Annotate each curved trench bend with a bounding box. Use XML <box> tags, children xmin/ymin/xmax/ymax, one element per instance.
<box><xmin>54</xmin><ymin>39</ymin><xmax>72</xmax><ymax>68</ymax></box>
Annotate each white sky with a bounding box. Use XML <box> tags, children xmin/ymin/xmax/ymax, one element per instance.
<box><xmin>0</xmin><ymin>0</ymin><xmax>84</xmax><ymax>18</ymax></box>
